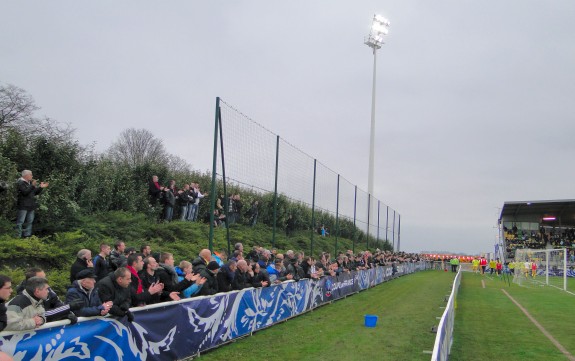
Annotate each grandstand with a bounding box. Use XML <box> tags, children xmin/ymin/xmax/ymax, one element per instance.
<box><xmin>499</xmin><ymin>199</ymin><xmax>575</xmax><ymax>261</ymax></box>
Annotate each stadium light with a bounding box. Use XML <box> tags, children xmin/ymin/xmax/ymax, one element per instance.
<box><xmin>542</xmin><ymin>216</ymin><xmax>556</xmax><ymax>221</ymax></box>
<box><xmin>364</xmin><ymin>14</ymin><xmax>390</xmax><ymax>199</ymax></box>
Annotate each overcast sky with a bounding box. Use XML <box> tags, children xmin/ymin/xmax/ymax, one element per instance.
<box><xmin>2</xmin><ymin>1</ymin><xmax>574</xmax><ymax>254</ymax></box>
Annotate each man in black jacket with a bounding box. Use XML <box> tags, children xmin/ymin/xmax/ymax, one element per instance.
<box><xmin>15</xmin><ymin>169</ymin><xmax>48</xmax><ymax>238</ymax></box>
<box><xmin>156</xmin><ymin>253</ymin><xmax>195</xmax><ymax>302</ymax></box>
<box><xmin>199</xmin><ymin>261</ymin><xmax>220</xmax><ymax>296</ymax></box>
<box><xmin>97</xmin><ymin>268</ymin><xmax>133</xmax><ymax>321</ymax></box>
<box><xmin>70</xmin><ymin>249</ymin><xmax>93</xmax><ymax>283</ymax></box>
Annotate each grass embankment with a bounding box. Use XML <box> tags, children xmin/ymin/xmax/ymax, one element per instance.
<box><xmin>203</xmin><ymin>270</ymin><xmax>455</xmax><ymax>361</ymax></box>
<box><xmin>0</xmin><ymin>211</ymin><xmax>367</xmax><ymax>296</ymax></box>
<box><xmin>450</xmin><ymin>272</ymin><xmax>575</xmax><ymax>361</ymax></box>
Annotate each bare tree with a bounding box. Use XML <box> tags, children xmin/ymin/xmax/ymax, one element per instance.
<box><xmin>167</xmin><ymin>154</ymin><xmax>192</xmax><ymax>175</ymax></box>
<box><xmin>0</xmin><ymin>83</ymin><xmax>39</xmax><ymax>131</ymax></box>
<box><xmin>0</xmin><ymin>83</ymin><xmax>75</xmax><ymax>141</ymax></box>
<box><xmin>108</xmin><ymin>128</ymin><xmax>168</xmax><ymax>167</ymax></box>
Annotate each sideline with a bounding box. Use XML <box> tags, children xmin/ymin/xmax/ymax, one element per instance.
<box><xmin>501</xmin><ymin>289</ymin><xmax>575</xmax><ymax>361</ymax></box>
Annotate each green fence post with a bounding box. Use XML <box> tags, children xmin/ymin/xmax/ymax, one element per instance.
<box><xmin>209</xmin><ymin>97</ymin><xmax>220</xmax><ymax>253</ymax></box>
<box><xmin>311</xmin><ymin>159</ymin><xmax>317</xmax><ymax>257</ymax></box>
<box><xmin>272</xmin><ymin>135</ymin><xmax>279</xmax><ymax>249</ymax></box>
<box><xmin>367</xmin><ymin>195</ymin><xmax>371</xmax><ymax>250</ymax></box>
<box><xmin>353</xmin><ymin>185</ymin><xmax>357</xmax><ymax>254</ymax></box>
<box><xmin>335</xmin><ymin>174</ymin><xmax>340</xmax><ymax>257</ymax></box>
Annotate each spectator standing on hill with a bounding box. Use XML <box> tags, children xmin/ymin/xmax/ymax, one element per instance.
<box><xmin>97</xmin><ymin>268</ymin><xmax>133</xmax><ymax>321</ymax></box>
<box><xmin>248</xmin><ymin>200</ymin><xmax>259</xmax><ymax>227</ymax></box>
<box><xmin>5</xmin><ymin>277</ymin><xmax>48</xmax><ymax>331</ymax></box>
<box><xmin>15</xmin><ymin>170</ymin><xmax>48</xmax><ymax>238</ymax></box>
<box><xmin>66</xmin><ymin>269</ymin><xmax>112</xmax><ymax>317</ymax></box>
<box><xmin>177</xmin><ymin>184</ymin><xmax>191</xmax><ymax>221</ymax></box>
<box><xmin>148</xmin><ymin>175</ymin><xmax>164</xmax><ymax>206</ymax></box>
<box><xmin>110</xmin><ymin>241</ymin><xmax>127</xmax><ymax>270</ymax></box>
<box><xmin>163</xmin><ymin>180</ymin><xmax>176</xmax><ymax>222</ymax></box>
<box><xmin>93</xmin><ymin>244</ymin><xmax>112</xmax><ymax>282</ymax></box>
<box><xmin>70</xmin><ymin>249</ymin><xmax>93</xmax><ymax>283</ymax></box>
<box><xmin>285</xmin><ymin>215</ymin><xmax>295</xmax><ymax>237</ymax></box>
<box><xmin>189</xmin><ymin>183</ymin><xmax>204</xmax><ymax>221</ymax></box>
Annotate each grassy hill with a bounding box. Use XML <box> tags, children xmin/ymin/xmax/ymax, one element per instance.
<box><xmin>0</xmin><ymin>211</ymin><xmax>375</xmax><ymax>296</ymax></box>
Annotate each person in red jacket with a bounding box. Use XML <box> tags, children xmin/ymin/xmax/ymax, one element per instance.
<box><xmin>479</xmin><ymin>257</ymin><xmax>487</xmax><ymax>274</ymax></box>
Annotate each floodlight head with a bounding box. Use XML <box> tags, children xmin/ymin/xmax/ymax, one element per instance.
<box><xmin>365</xmin><ymin>13</ymin><xmax>390</xmax><ymax>50</ymax></box>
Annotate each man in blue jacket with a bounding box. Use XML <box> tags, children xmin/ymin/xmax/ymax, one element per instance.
<box><xmin>66</xmin><ymin>269</ymin><xmax>112</xmax><ymax>317</ymax></box>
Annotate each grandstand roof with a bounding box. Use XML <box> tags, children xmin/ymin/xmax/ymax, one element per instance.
<box><xmin>499</xmin><ymin>199</ymin><xmax>575</xmax><ymax>226</ymax></box>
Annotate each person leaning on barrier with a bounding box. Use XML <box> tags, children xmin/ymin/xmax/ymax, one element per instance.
<box><xmin>5</xmin><ymin>277</ymin><xmax>48</xmax><ymax>331</ymax></box>
<box><xmin>97</xmin><ymin>268</ymin><xmax>133</xmax><ymax>322</ymax></box>
<box><xmin>216</xmin><ymin>260</ymin><xmax>237</xmax><ymax>292</ymax></box>
<box><xmin>232</xmin><ymin>260</ymin><xmax>252</xmax><ymax>290</ymax></box>
<box><xmin>174</xmin><ymin>261</ymin><xmax>206</xmax><ymax>298</ymax></box>
<box><xmin>16</xmin><ymin>267</ymin><xmax>77</xmax><ymax>324</ymax></box>
<box><xmin>156</xmin><ymin>253</ymin><xmax>197</xmax><ymax>302</ymax></box>
<box><xmin>248</xmin><ymin>263</ymin><xmax>270</xmax><ymax>288</ymax></box>
<box><xmin>66</xmin><ymin>269</ymin><xmax>112</xmax><ymax>317</ymax></box>
<box><xmin>125</xmin><ymin>253</ymin><xmax>163</xmax><ymax>307</ymax></box>
<box><xmin>192</xmin><ymin>249</ymin><xmax>212</xmax><ymax>274</ymax></box>
<box><xmin>198</xmin><ymin>261</ymin><xmax>220</xmax><ymax>296</ymax></box>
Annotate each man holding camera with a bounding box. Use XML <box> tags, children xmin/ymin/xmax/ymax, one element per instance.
<box><xmin>16</xmin><ymin>170</ymin><xmax>48</xmax><ymax>238</ymax></box>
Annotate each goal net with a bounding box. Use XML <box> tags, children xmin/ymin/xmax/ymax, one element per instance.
<box><xmin>513</xmin><ymin>248</ymin><xmax>571</xmax><ymax>293</ymax></box>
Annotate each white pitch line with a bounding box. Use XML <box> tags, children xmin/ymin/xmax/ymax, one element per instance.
<box><xmin>501</xmin><ymin>289</ymin><xmax>575</xmax><ymax>361</ymax></box>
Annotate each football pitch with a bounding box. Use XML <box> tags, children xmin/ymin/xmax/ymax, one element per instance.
<box><xmin>200</xmin><ymin>270</ymin><xmax>575</xmax><ymax>361</ymax></box>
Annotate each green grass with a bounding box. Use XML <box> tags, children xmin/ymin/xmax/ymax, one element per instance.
<box><xmin>450</xmin><ymin>272</ymin><xmax>575</xmax><ymax>361</ymax></box>
<box><xmin>200</xmin><ymin>271</ymin><xmax>575</xmax><ymax>361</ymax></box>
<box><xmin>202</xmin><ymin>270</ymin><xmax>455</xmax><ymax>361</ymax></box>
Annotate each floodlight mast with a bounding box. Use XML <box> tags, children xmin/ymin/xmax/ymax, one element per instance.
<box><xmin>364</xmin><ymin>14</ymin><xmax>389</xmax><ymax>199</ymax></box>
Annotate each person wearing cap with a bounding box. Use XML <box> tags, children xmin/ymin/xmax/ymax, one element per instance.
<box><xmin>66</xmin><ymin>269</ymin><xmax>112</xmax><ymax>317</ymax></box>
<box><xmin>198</xmin><ymin>261</ymin><xmax>220</xmax><ymax>296</ymax></box>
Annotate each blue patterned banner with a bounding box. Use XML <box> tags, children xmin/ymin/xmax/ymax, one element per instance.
<box><xmin>0</xmin><ymin>263</ymin><xmax>426</xmax><ymax>361</ymax></box>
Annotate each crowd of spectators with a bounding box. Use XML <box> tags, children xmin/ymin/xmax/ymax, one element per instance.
<box><xmin>148</xmin><ymin>176</ymin><xmax>205</xmax><ymax>223</ymax></box>
<box><xmin>504</xmin><ymin>225</ymin><xmax>575</xmax><ymax>259</ymax></box>
<box><xmin>0</xmin><ymin>241</ymin><xmax>423</xmax><ymax>339</ymax></box>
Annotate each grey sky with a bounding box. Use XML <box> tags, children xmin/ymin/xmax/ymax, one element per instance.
<box><xmin>2</xmin><ymin>1</ymin><xmax>574</xmax><ymax>254</ymax></box>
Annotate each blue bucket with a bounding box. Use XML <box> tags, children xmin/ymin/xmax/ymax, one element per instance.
<box><xmin>364</xmin><ymin>314</ymin><xmax>378</xmax><ymax>327</ymax></box>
